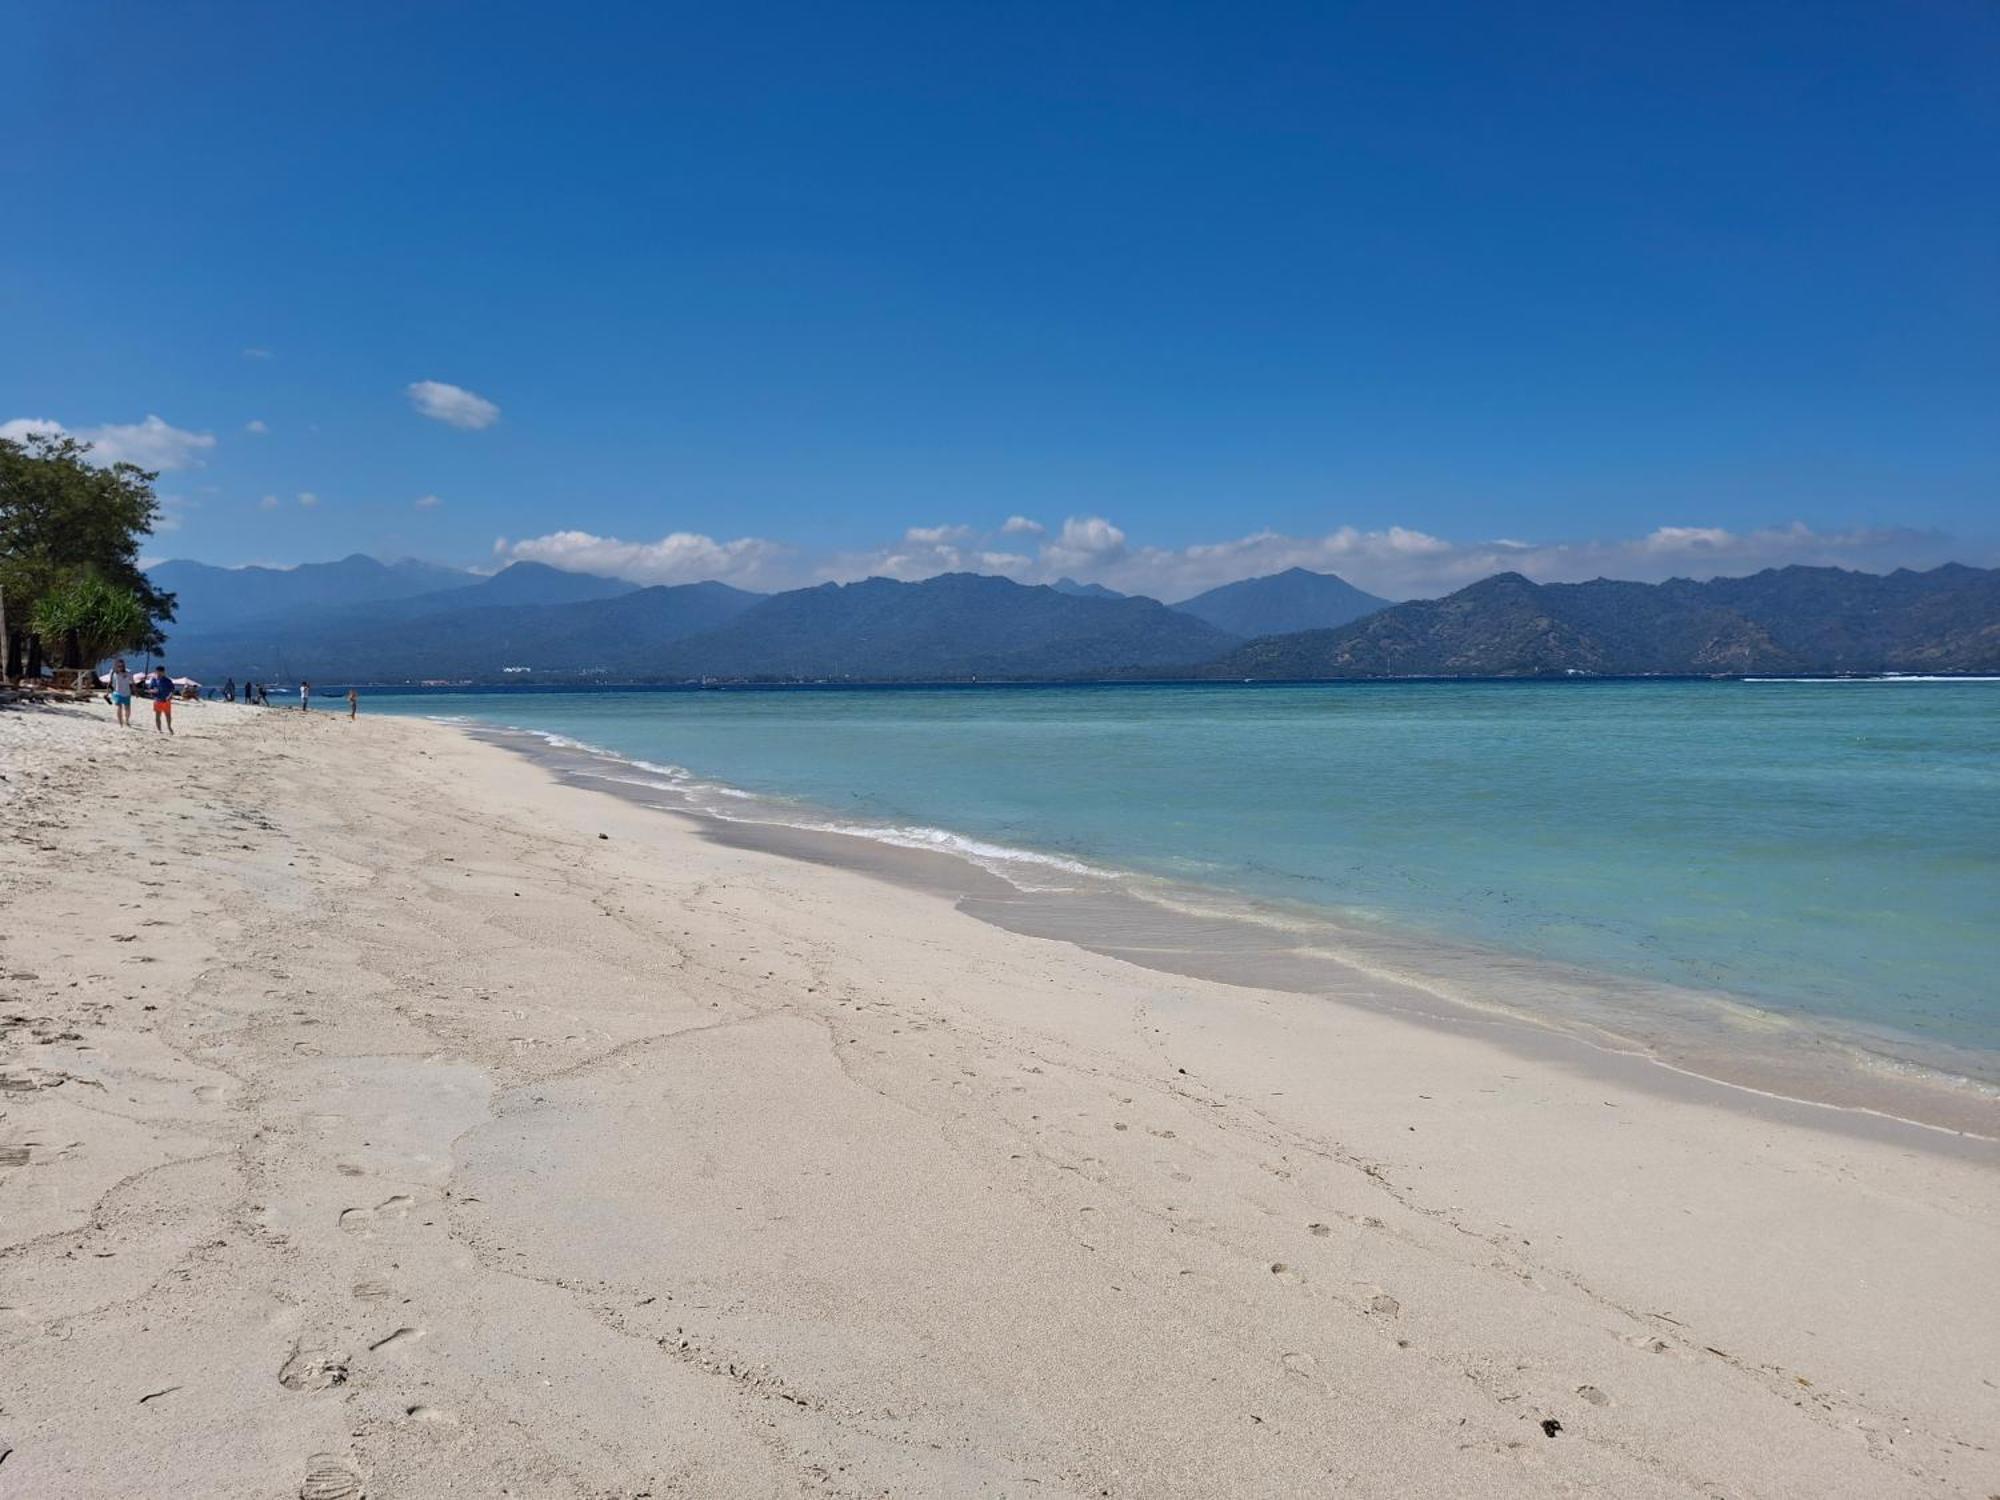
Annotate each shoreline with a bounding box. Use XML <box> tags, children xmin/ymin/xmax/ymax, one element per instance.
<box><xmin>3</xmin><ymin>700</ymin><xmax>1996</xmax><ymax>1498</ymax></box>
<box><xmin>479</xmin><ymin>720</ymin><xmax>2000</xmax><ymax>1150</ymax></box>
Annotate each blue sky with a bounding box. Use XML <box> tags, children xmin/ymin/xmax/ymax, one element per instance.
<box><xmin>5</xmin><ymin>0</ymin><xmax>1996</xmax><ymax>599</ymax></box>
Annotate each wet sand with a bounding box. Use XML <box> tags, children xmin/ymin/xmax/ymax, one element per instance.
<box><xmin>509</xmin><ymin>724</ymin><xmax>2000</xmax><ymax>1148</ymax></box>
<box><xmin>2</xmin><ymin>700</ymin><xmax>1995</xmax><ymax>1498</ymax></box>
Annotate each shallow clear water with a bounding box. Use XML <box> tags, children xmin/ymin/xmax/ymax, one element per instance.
<box><xmin>372</xmin><ymin>680</ymin><xmax>2000</xmax><ymax>1060</ymax></box>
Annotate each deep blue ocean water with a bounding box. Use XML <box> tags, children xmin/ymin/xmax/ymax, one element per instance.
<box><xmin>371</xmin><ymin>680</ymin><xmax>2000</xmax><ymax>1064</ymax></box>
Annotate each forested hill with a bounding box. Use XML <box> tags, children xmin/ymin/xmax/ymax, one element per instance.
<box><xmin>647</xmin><ymin>573</ymin><xmax>1239</xmax><ymax>680</ymax></box>
<box><xmin>1171</xmin><ymin>567</ymin><xmax>1389</xmax><ymax>638</ymax></box>
<box><xmin>166</xmin><ymin>579</ymin><xmax>760</xmax><ymax>683</ymax></box>
<box><xmin>164</xmin><ymin>571</ymin><xmax>1239</xmax><ymax>682</ymax></box>
<box><xmin>1200</xmin><ymin>564</ymin><xmax>2000</xmax><ymax>679</ymax></box>
<box><xmin>154</xmin><ymin>557</ymin><xmax>1999</xmax><ymax>684</ymax></box>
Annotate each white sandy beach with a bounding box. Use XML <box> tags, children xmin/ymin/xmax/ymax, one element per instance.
<box><xmin>1</xmin><ymin>699</ymin><xmax>1995</xmax><ymax>1499</ymax></box>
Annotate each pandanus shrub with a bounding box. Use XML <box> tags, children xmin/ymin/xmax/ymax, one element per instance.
<box><xmin>32</xmin><ymin>573</ymin><xmax>151</xmax><ymax>671</ymax></box>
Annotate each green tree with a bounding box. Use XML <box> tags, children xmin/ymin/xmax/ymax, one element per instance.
<box><xmin>32</xmin><ymin>573</ymin><xmax>152</xmax><ymax>671</ymax></box>
<box><xmin>0</xmin><ymin>430</ymin><xmax>176</xmax><ymax>676</ymax></box>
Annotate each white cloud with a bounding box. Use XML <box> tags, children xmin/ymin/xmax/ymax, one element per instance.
<box><xmin>2</xmin><ymin>414</ymin><xmax>216</xmax><ymax>471</ymax></box>
<box><xmin>258</xmin><ymin>495</ymin><xmax>280</xmax><ymax>511</ymax></box>
<box><xmin>1071</xmin><ymin>520</ymin><xmax>1970</xmax><ymax>601</ymax></box>
<box><xmin>457</xmin><ymin>513</ymin><xmax>1991</xmax><ymax>604</ymax></box>
<box><xmin>242</xmin><ymin>347</ymin><xmax>273</xmax><ymax>360</ymax></box>
<box><xmin>499</xmin><ymin>529</ymin><xmax>789</xmax><ymax>586</ymax></box>
<box><xmin>1056</xmin><ymin>516</ymin><xmax>1126</xmax><ymax>555</ymax></box>
<box><xmin>414</xmin><ymin>494</ymin><xmax>443</xmax><ymax>510</ymax></box>
<box><xmin>244</xmin><ymin>419</ymin><xmax>268</xmax><ymax>434</ymax></box>
<box><xmin>1039</xmin><ymin>515</ymin><xmax>1128</xmax><ymax>575</ymax></box>
<box><xmin>407</xmin><ymin>379</ymin><xmax>500</xmax><ymax>430</ymax></box>
<box><xmin>808</xmin><ymin>515</ymin><xmax>1983</xmax><ymax>601</ymax></box>
<box><xmin>822</xmin><ymin>523</ymin><xmax>989</xmax><ymax>583</ymax></box>
<box><xmin>1000</xmin><ymin>515</ymin><xmax>1045</xmax><ymax>536</ymax></box>
<box><xmin>296</xmin><ymin>491</ymin><xmax>319</xmax><ymax>509</ymax></box>
<box><xmin>1642</xmin><ymin>525</ymin><xmax>1735</xmax><ymax>553</ymax></box>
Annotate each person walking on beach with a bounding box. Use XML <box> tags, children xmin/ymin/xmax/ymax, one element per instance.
<box><xmin>300</xmin><ymin>681</ymin><xmax>311</xmax><ymax>713</ymax></box>
<box><xmin>147</xmin><ymin>665</ymin><xmax>175</xmax><ymax>735</ymax></box>
<box><xmin>346</xmin><ymin>687</ymin><xmax>358</xmax><ymax>720</ymax></box>
<box><xmin>108</xmin><ymin>658</ymin><xmax>134</xmax><ymax>728</ymax></box>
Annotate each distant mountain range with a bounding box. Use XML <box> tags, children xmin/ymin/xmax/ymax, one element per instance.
<box><xmin>160</xmin><ymin>569</ymin><xmax>1236</xmax><ymax>682</ymax></box>
<box><xmin>1202</xmin><ymin>564</ymin><xmax>2000</xmax><ymax>678</ymax></box>
<box><xmin>152</xmin><ymin>556</ymin><xmax>1382</xmax><ymax>681</ymax></box>
<box><xmin>432</xmin><ymin>560</ymin><xmax>637</xmax><ymax>610</ymax></box>
<box><xmin>1173</xmin><ymin>566</ymin><xmax>1390</xmax><ymax>638</ymax></box>
<box><xmin>148</xmin><ymin>554</ymin><xmax>1999</xmax><ymax>682</ymax></box>
<box><xmin>1050</xmin><ymin>577</ymin><xmax>1126</xmax><ymax>601</ymax></box>
<box><xmin>150</xmin><ymin>554</ymin><xmax>478</xmax><ymax>629</ymax></box>
<box><xmin>653</xmin><ymin>574</ymin><xmax>1236</xmax><ymax>680</ymax></box>
<box><xmin>171</xmin><ymin>574</ymin><xmax>759</xmax><ymax>682</ymax></box>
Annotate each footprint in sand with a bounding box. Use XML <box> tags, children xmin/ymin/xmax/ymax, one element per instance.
<box><xmin>1618</xmin><ymin>1332</ymin><xmax>1680</xmax><ymax>1357</ymax></box>
<box><xmin>1575</xmin><ymin>1384</ymin><xmax>1611</xmax><ymax>1406</ymax></box>
<box><xmin>351</xmin><ymin>1277</ymin><xmax>394</xmax><ymax>1302</ymax></box>
<box><xmin>337</xmin><ymin>1194</ymin><xmax>415</xmax><ymax>1235</ymax></box>
<box><xmin>278</xmin><ymin>1346</ymin><xmax>350</xmax><ymax>1392</ymax></box>
<box><xmin>1367</xmin><ymin>1292</ymin><xmax>1401</xmax><ymax>1316</ymax></box>
<box><xmin>299</xmin><ymin>1453</ymin><xmax>364</xmax><ymax>1500</ymax></box>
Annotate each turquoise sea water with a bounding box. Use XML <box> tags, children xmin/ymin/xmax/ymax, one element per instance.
<box><xmin>373</xmin><ymin>681</ymin><xmax>2000</xmax><ymax>1070</ymax></box>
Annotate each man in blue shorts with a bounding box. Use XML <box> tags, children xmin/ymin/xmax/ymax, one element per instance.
<box><xmin>107</xmin><ymin>658</ymin><xmax>134</xmax><ymax>727</ymax></box>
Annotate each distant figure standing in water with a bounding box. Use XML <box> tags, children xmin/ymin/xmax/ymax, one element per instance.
<box><xmin>147</xmin><ymin>665</ymin><xmax>175</xmax><ymax>735</ymax></box>
<box><xmin>347</xmin><ymin>687</ymin><xmax>358</xmax><ymax>720</ymax></box>
<box><xmin>223</xmin><ymin>676</ymin><xmax>235</xmax><ymax>703</ymax></box>
<box><xmin>300</xmin><ymin>681</ymin><xmax>312</xmax><ymax>713</ymax></box>
<box><xmin>108</xmin><ymin>658</ymin><xmax>133</xmax><ymax>728</ymax></box>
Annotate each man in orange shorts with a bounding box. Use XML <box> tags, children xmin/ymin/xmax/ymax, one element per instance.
<box><xmin>147</xmin><ymin>665</ymin><xmax>175</xmax><ymax>735</ymax></box>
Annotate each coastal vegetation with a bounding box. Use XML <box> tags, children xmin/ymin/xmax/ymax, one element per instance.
<box><xmin>30</xmin><ymin>574</ymin><xmax>152</xmax><ymax>675</ymax></box>
<box><xmin>1</xmin><ymin>430</ymin><xmax>173</xmax><ymax>677</ymax></box>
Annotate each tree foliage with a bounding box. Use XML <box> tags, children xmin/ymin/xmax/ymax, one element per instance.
<box><xmin>32</xmin><ymin>574</ymin><xmax>152</xmax><ymax>670</ymax></box>
<box><xmin>0</xmin><ymin>430</ymin><xmax>176</xmax><ymax>671</ymax></box>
